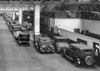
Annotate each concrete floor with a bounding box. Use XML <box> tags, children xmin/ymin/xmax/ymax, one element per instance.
<box><xmin>0</xmin><ymin>16</ymin><xmax>100</xmax><ymax>71</ymax></box>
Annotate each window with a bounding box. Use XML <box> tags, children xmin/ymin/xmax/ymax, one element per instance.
<box><xmin>84</xmin><ymin>50</ymin><xmax>91</xmax><ymax>53</ymax></box>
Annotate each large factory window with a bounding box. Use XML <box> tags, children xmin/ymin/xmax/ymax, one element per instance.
<box><xmin>77</xmin><ymin>38</ymin><xmax>87</xmax><ymax>45</ymax></box>
<box><xmin>74</xmin><ymin>28</ymin><xmax>80</xmax><ymax>33</ymax></box>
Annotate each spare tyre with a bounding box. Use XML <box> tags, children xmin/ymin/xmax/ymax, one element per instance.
<box><xmin>45</xmin><ymin>46</ymin><xmax>51</xmax><ymax>52</ymax></box>
<box><xmin>85</xmin><ymin>56</ymin><xmax>94</xmax><ymax>66</ymax></box>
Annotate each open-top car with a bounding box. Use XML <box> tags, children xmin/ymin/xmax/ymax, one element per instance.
<box><xmin>9</xmin><ymin>22</ymin><xmax>19</xmax><ymax>31</ymax></box>
<box><xmin>11</xmin><ymin>25</ymin><xmax>21</xmax><ymax>35</ymax></box>
<box><xmin>53</xmin><ymin>36</ymin><xmax>69</xmax><ymax>53</ymax></box>
<box><xmin>35</xmin><ymin>37</ymin><xmax>55</xmax><ymax>53</ymax></box>
<box><xmin>8</xmin><ymin>21</ymin><xmax>16</xmax><ymax>27</ymax></box>
<box><xmin>62</xmin><ymin>43</ymin><xmax>96</xmax><ymax>67</ymax></box>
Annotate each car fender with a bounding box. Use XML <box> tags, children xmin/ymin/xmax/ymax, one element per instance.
<box><xmin>73</xmin><ymin>57</ymin><xmax>81</xmax><ymax>65</ymax></box>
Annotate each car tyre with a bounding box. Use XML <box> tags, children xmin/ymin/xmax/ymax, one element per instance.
<box><xmin>18</xmin><ymin>41</ymin><xmax>21</xmax><ymax>45</ymax></box>
<box><xmin>34</xmin><ymin>42</ymin><xmax>38</xmax><ymax>49</ymax></box>
<box><xmin>27</xmin><ymin>43</ymin><xmax>30</xmax><ymax>46</ymax></box>
<box><xmin>39</xmin><ymin>48</ymin><xmax>44</xmax><ymax>54</ymax></box>
<box><xmin>62</xmin><ymin>52</ymin><xmax>66</xmax><ymax>57</ymax></box>
<box><xmin>74</xmin><ymin>59</ymin><xmax>79</xmax><ymax>67</ymax></box>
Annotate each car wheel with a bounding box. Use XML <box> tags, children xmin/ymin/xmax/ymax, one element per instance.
<box><xmin>39</xmin><ymin>48</ymin><xmax>44</xmax><ymax>53</ymax></box>
<box><xmin>34</xmin><ymin>42</ymin><xmax>38</xmax><ymax>49</ymax></box>
<box><xmin>18</xmin><ymin>41</ymin><xmax>21</xmax><ymax>45</ymax></box>
<box><xmin>74</xmin><ymin>59</ymin><xmax>79</xmax><ymax>67</ymax></box>
<box><xmin>85</xmin><ymin>56</ymin><xmax>94</xmax><ymax>66</ymax></box>
<box><xmin>45</xmin><ymin>46</ymin><xmax>51</xmax><ymax>52</ymax></box>
<box><xmin>62</xmin><ymin>52</ymin><xmax>66</xmax><ymax>57</ymax></box>
<box><xmin>27</xmin><ymin>43</ymin><xmax>30</xmax><ymax>46</ymax></box>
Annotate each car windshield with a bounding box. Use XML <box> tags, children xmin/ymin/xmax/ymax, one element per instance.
<box><xmin>13</xmin><ymin>26</ymin><xmax>20</xmax><ymax>30</ymax></box>
<box><xmin>84</xmin><ymin>49</ymin><xmax>92</xmax><ymax>54</ymax></box>
<box><xmin>57</xmin><ymin>43</ymin><xmax>69</xmax><ymax>47</ymax></box>
<box><xmin>40</xmin><ymin>41</ymin><xmax>51</xmax><ymax>45</ymax></box>
<box><xmin>56</xmin><ymin>39</ymin><xmax>67</xmax><ymax>42</ymax></box>
<box><xmin>40</xmin><ymin>39</ymin><xmax>50</xmax><ymax>42</ymax></box>
<box><xmin>20</xmin><ymin>34</ymin><xmax>29</xmax><ymax>40</ymax></box>
<box><xmin>40</xmin><ymin>39</ymin><xmax>51</xmax><ymax>45</ymax></box>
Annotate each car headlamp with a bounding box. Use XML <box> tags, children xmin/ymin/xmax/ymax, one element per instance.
<box><xmin>40</xmin><ymin>47</ymin><xmax>43</xmax><ymax>49</ymax></box>
<box><xmin>77</xmin><ymin>58</ymin><xmax>81</xmax><ymax>64</ymax></box>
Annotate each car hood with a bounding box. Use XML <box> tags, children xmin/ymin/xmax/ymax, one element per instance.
<box><xmin>40</xmin><ymin>42</ymin><xmax>53</xmax><ymax>46</ymax></box>
<box><xmin>56</xmin><ymin>42</ymin><xmax>69</xmax><ymax>47</ymax></box>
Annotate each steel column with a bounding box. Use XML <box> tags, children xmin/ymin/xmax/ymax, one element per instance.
<box><xmin>19</xmin><ymin>7</ymin><xmax>22</xmax><ymax>25</ymax></box>
<box><xmin>34</xmin><ymin>3</ymin><xmax>40</xmax><ymax>41</ymax></box>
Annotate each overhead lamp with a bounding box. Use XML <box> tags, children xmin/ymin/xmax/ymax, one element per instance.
<box><xmin>27</xmin><ymin>16</ymin><xmax>30</xmax><ymax>19</ymax></box>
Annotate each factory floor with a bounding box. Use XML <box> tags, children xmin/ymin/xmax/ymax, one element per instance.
<box><xmin>0</xmin><ymin>16</ymin><xmax>100</xmax><ymax>71</ymax></box>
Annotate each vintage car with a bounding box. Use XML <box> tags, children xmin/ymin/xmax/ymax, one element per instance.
<box><xmin>62</xmin><ymin>43</ymin><xmax>96</xmax><ymax>67</ymax></box>
<box><xmin>17</xmin><ymin>31</ymin><xmax>30</xmax><ymax>46</ymax></box>
<box><xmin>35</xmin><ymin>37</ymin><xmax>55</xmax><ymax>53</ymax></box>
<box><xmin>8</xmin><ymin>21</ymin><xmax>16</xmax><ymax>27</ymax></box>
<box><xmin>53</xmin><ymin>36</ymin><xmax>69</xmax><ymax>53</ymax></box>
<box><xmin>9</xmin><ymin>23</ymin><xmax>19</xmax><ymax>31</ymax></box>
<box><xmin>10</xmin><ymin>25</ymin><xmax>21</xmax><ymax>35</ymax></box>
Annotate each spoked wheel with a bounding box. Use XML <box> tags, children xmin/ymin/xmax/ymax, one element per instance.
<box><xmin>74</xmin><ymin>59</ymin><xmax>80</xmax><ymax>67</ymax></box>
<box><xmin>34</xmin><ymin>41</ymin><xmax>38</xmax><ymax>49</ymax></box>
<box><xmin>45</xmin><ymin>46</ymin><xmax>51</xmax><ymax>52</ymax></box>
<box><xmin>18</xmin><ymin>41</ymin><xmax>21</xmax><ymax>45</ymax></box>
<box><xmin>27</xmin><ymin>43</ymin><xmax>30</xmax><ymax>46</ymax></box>
<box><xmin>62</xmin><ymin>52</ymin><xmax>66</xmax><ymax>57</ymax></box>
<box><xmin>85</xmin><ymin>56</ymin><xmax>94</xmax><ymax>66</ymax></box>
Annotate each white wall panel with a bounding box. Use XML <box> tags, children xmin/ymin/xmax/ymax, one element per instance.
<box><xmin>55</xmin><ymin>18</ymin><xmax>82</xmax><ymax>32</ymax></box>
<box><xmin>82</xmin><ymin>20</ymin><xmax>100</xmax><ymax>34</ymax></box>
<box><xmin>55</xmin><ymin>27</ymin><xmax>100</xmax><ymax>48</ymax></box>
<box><xmin>50</xmin><ymin>18</ymin><xmax>55</xmax><ymax>30</ymax></box>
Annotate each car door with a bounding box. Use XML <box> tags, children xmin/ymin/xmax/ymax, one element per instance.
<box><xmin>66</xmin><ymin>46</ymin><xmax>73</xmax><ymax>57</ymax></box>
<box><xmin>69</xmin><ymin>46</ymin><xmax>78</xmax><ymax>59</ymax></box>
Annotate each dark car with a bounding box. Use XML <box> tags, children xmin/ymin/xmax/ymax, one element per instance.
<box><xmin>62</xmin><ymin>43</ymin><xmax>96</xmax><ymax>67</ymax></box>
<box><xmin>35</xmin><ymin>37</ymin><xmax>55</xmax><ymax>53</ymax></box>
<box><xmin>17</xmin><ymin>31</ymin><xmax>30</xmax><ymax>46</ymax></box>
<box><xmin>53</xmin><ymin>36</ymin><xmax>69</xmax><ymax>53</ymax></box>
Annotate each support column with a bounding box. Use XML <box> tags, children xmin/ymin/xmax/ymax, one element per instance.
<box><xmin>28</xmin><ymin>5</ymin><xmax>30</xmax><ymax>11</ymax></box>
<box><xmin>12</xmin><ymin>11</ymin><xmax>15</xmax><ymax>21</ymax></box>
<box><xmin>19</xmin><ymin>7</ymin><xmax>22</xmax><ymax>25</ymax></box>
<box><xmin>34</xmin><ymin>3</ymin><xmax>40</xmax><ymax>41</ymax></box>
<box><xmin>12</xmin><ymin>6</ymin><xmax>15</xmax><ymax>21</ymax></box>
<box><xmin>10</xmin><ymin>12</ymin><xmax>13</xmax><ymax>20</ymax></box>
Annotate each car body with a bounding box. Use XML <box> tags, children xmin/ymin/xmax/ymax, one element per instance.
<box><xmin>35</xmin><ymin>37</ymin><xmax>55</xmax><ymax>53</ymax></box>
<box><xmin>9</xmin><ymin>22</ymin><xmax>18</xmax><ymax>31</ymax></box>
<box><xmin>8</xmin><ymin>21</ymin><xmax>16</xmax><ymax>26</ymax></box>
<box><xmin>53</xmin><ymin>36</ymin><xmax>69</xmax><ymax>53</ymax></box>
<box><xmin>62</xmin><ymin>43</ymin><xmax>96</xmax><ymax>67</ymax></box>
<box><xmin>6</xmin><ymin>18</ymin><xmax>12</xmax><ymax>25</ymax></box>
<box><xmin>11</xmin><ymin>25</ymin><xmax>21</xmax><ymax>35</ymax></box>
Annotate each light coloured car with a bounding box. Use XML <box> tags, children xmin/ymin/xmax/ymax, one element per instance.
<box><xmin>35</xmin><ymin>37</ymin><xmax>55</xmax><ymax>53</ymax></box>
<box><xmin>53</xmin><ymin>36</ymin><xmax>69</xmax><ymax>53</ymax></box>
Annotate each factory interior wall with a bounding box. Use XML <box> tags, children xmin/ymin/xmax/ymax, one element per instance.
<box><xmin>49</xmin><ymin>17</ymin><xmax>100</xmax><ymax>51</ymax></box>
<box><xmin>55</xmin><ymin>27</ymin><xmax>100</xmax><ymax>48</ymax></box>
<box><xmin>49</xmin><ymin>18</ymin><xmax>100</xmax><ymax>48</ymax></box>
<box><xmin>50</xmin><ymin>18</ymin><xmax>100</xmax><ymax>35</ymax></box>
<box><xmin>82</xmin><ymin>19</ymin><xmax>100</xmax><ymax>35</ymax></box>
<box><xmin>54</xmin><ymin>18</ymin><xmax>82</xmax><ymax>32</ymax></box>
<box><xmin>50</xmin><ymin>18</ymin><xmax>55</xmax><ymax>30</ymax></box>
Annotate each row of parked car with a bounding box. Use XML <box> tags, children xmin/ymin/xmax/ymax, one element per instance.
<box><xmin>3</xmin><ymin>14</ymin><xmax>97</xmax><ymax>67</ymax></box>
<box><xmin>4</xmin><ymin>14</ymin><xmax>30</xmax><ymax>46</ymax></box>
<box><xmin>34</xmin><ymin>34</ymin><xmax>97</xmax><ymax>67</ymax></box>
